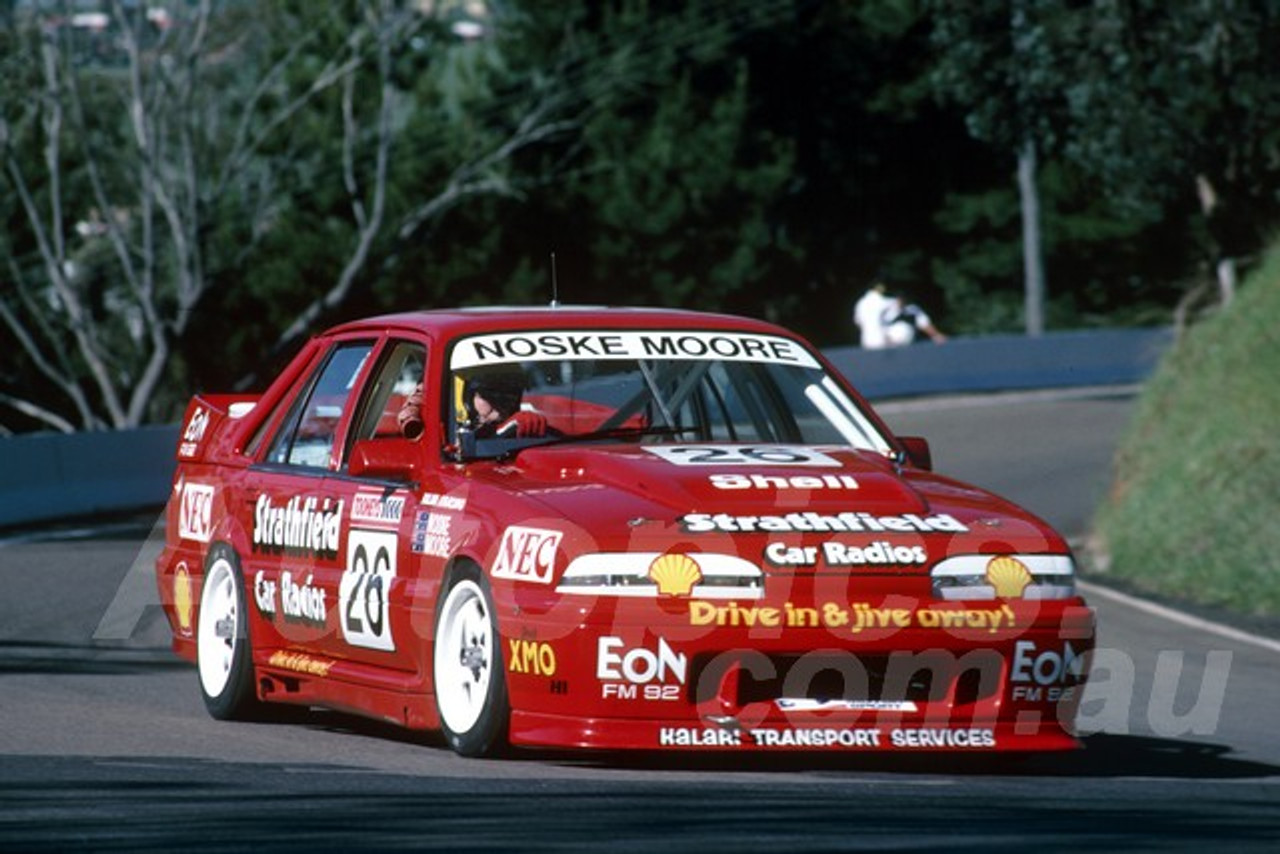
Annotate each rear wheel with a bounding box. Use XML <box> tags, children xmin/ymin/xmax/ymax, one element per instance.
<box><xmin>433</xmin><ymin>566</ymin><xmax>509</xmax><ymax>756</ymax></box>
<box><xmin>197</xmin><ymin>545</ymin><xmax>260</xmax><ymax>720</ymax></box>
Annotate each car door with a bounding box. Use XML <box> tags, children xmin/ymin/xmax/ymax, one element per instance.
<box><xmin>321</xmin><ymin>337</ymin><xmax>432</xmax><ymax>671</ymax></box>
<box><xmin>242</xmin><ymin>336</ymin><xmax>377</xmax><ymax>657</ymax></box>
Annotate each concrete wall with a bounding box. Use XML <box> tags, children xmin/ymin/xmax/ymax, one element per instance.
<box><xmin>0</xmin><ymin>424</ymin><xmax>180</xmax><ymax>529</ymax></box>
<box><xmin>825</xmin><ymin>327</ymin><xmax>1173</xmax><ymax>400</ymax></box>
<box><xmin>0</xmin><ymin>327</ymin><xmax>1173</xmax><ymax>529</ymax></box>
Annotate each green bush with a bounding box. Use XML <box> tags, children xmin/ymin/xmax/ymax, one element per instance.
<box><xmin>1092</xmin><ymin>248</ymin><xmax>1280</xmax><ymax>616</ymax></box>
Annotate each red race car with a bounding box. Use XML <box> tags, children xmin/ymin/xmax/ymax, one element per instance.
<box><xmin>156</xmin><ymin>307</ymin><xmax>1094</xmax><ymax>756</ymax></box>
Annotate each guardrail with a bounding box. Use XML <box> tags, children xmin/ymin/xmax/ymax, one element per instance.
<box><xmin>0</xmin><ymin>327</ymin><xmax>1173</xmax><ymax>530</ymax></box>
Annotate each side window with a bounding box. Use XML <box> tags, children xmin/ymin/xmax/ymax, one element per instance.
<box><xmin>265</xmin><ymin>342</ymin><xmax>374</xmax><ymax>468</ymax></box>
<box><xmin>350</xmin><ymin>340</ymin><xmax>427</xmax><ymax>443</ymax></box>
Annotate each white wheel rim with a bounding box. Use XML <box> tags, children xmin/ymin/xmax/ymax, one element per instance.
<box><xmin>434</xmin><ymin>580</ymin><xmax>494</xmax><ymax>735</ymax></box>
<box><xmin>198</xmin><ymin>557</ymin><xmax>240</xmax><ymax>698</ymax></box>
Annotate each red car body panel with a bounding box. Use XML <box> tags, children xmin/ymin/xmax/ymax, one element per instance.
<box><xmin>155</xmin><ymin>306</ymin><xmax>1095</xmax><ymax>754</ymax></box>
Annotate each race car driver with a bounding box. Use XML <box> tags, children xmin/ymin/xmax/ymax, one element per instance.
<box><xmin>397</xmin><ymin>367</ymin><xmax>547</xmax><ymax>440</ymax></box>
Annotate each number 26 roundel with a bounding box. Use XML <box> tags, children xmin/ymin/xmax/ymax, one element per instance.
<box><xmin>340</xmin><ymin>529</ymin><xmax>398</xmax><ymax>651</ymax></box>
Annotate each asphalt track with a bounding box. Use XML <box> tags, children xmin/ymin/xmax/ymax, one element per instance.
<box><xmin>2</xmin><ymin>389</ymin><xmax>1277</xmax><ymax>852</ymax></box>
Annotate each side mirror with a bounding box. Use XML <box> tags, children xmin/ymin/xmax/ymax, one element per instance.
<box><xmin>898</xmin><ymin>436</ymin><xmax>932</xmax><ymax>471</ymax></box>
<box><xmin>348</xmin><ymin>438</ymin><xmax>422</xmax><ymax>483</ymax></box>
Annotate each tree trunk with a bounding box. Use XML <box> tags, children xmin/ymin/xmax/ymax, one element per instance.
<box><xmin>1018</xmin><ymin>138</ymin><xmax>1046</xmax><ymax>337</ymax></box>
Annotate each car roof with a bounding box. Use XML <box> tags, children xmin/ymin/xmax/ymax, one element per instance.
<box><xmin>322</xmin><ymin>305</ymin><xmax>796</xmax><ymax>340</ymax></box>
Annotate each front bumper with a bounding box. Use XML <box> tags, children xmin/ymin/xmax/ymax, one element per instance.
<box><xmin>501</xmin><ymin>597</ymin><xmax>1096</xmax><ymax>752</ymax></box>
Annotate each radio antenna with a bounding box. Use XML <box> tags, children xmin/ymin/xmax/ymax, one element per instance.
<box><xmin>549</xmin><ymin>252</ymin><xmax>560</xmax><ymax>308</ymax></box>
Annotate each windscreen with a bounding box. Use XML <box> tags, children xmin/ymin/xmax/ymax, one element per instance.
<box><xmin>446</xmin><ymin>329</ymin><xmax>892</xmax><ymax>460</ymax></box>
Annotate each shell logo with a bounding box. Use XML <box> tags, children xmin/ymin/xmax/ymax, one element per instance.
<box><xmin>174</xmin><ymin>562</ymin><xmax>194</xmax><ymax>636</ymax></box>
<box><xmin>985</xmin><ymin>555</ymin><xmax>1032</xmax><ymax>599</ymax></box>
<box><xmin>648</xmin><ymin>553</ymin><xmax>703</xmax><ymax>598</ymax></box>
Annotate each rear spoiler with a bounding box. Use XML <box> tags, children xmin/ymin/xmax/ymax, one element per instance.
<box><xmin>176</xmin><ymin>393</ymin><xmax>261</xmax><ymax>463</ymax></box>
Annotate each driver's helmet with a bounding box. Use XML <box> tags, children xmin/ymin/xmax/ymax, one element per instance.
<box><xmin>461</xmin><ymin>366</ymin><xmax>526</xmax><ymax>423</ymax></box>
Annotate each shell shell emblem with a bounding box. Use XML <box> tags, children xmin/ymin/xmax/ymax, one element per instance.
<box><xmin>174</xmin><ymin>562</ymin><xmax>194</xmax><ymax>636</ymax></box>
<box><xmin>648</xmin><ymin>553</ymin><xmax>703</xmax><ymax>597</ymax></box>
<box><xmin>985</xmin><ymin>555</ymin><xmax>1032</xmax><ymax>599</ymax></box>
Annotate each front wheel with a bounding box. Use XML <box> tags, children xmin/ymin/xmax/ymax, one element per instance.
<box><xmin>197</xmin><ymin>545</ymin><xmax>260</xmax><ymax>720</ymax></box>
<box><xmin>433</xmin><ymin>567</ymin><xmax>509</xmax><ymax>756</ymax></box>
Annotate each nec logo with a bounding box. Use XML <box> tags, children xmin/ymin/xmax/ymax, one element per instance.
<box><xmin>178</xmin><ymin>483</ymin><xmax>215</xmax><ymax>543</ymax></box>
<box><xmin>491</xmin><ymin>526</ymin><xmax>562</xmax><ymax>584</ymax></box>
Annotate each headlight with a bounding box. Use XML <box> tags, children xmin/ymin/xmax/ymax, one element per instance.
<box><xmin>931</xmin><ymin>554</ymin><xmax>1076</xmax><ymax>601</ymax></box>
<box><xmin>557</xmin><ymin>552</ymin><xmax>763</xmax><ymax>599</ymax></box>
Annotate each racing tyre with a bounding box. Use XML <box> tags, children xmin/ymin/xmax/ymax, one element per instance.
<box><xmin>197</xmin><ymin>545</ymin><xmax>260</xmax><ymax>720</ymax></box>
<box><xmin>433</xmin><ymin>566</ymin><xmax>509</xmax><ymax>756</ymax></box>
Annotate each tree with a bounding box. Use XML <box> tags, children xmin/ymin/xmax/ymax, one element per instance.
<box><xmin>926</xmin><ymin>0</ymin><xmax>1080</xmax><ymax>336</ymax></box>
<box><xmin>0</xmin><ymin>1</ymin><xmax>384</xmax><ymax>430</ymax></box>
<box><xmin>1060</xmin><ymin>0</ymin><xmax>1280</xmax><ymax>310</ymax></box>
<box><xmin>930</xmin><ymin>0</ymin><xmax>1280</xmax><ymax>329</ymax></box>
<box><xmin>264</xmin><ymin>0</ymin><xmax>804</xmax><ymax>342</ymax></box>
<box><xmin>0</xmin><ymin>0</ymin><xmax>580</xmax><ymax>429</ymax></box>
<box><xmin>235</xmin><ymin>1</ymin><xmax>586</xmax><ymax>384</ymax></box>
<box><xmin>496</xmin><ymin>1</ymin><xmax>800</xmax><ymax>318</ymax></box>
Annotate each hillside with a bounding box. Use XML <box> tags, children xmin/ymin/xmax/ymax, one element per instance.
<box><xmin>1092</xmin><ymin>246</ymin><xmax>1280</xmax><ymax>619</ymax></box>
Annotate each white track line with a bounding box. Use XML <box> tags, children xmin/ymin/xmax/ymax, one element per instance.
<box><xmin>1080</xmin><ymin>580</ymin><xmax>1280</xmax><ymax>656</ymax></box>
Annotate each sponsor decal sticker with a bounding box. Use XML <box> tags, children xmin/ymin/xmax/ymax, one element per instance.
<box><xmin>986</xmin><ymin>555</ymin><xmax>1033</xmax><ymax>597</ymax></box>
<box><xmin>421</xmin><ymin>492</ymin><xmax>466</xmax><ymax>511</ymax></box>
<box><xmin>491</xmin><ymin>526</ymin><xmax>562</xmax><ymax>584</ymax></box>
<box><xmin>410</xmin><ymin>510</ymin><xmax>452</xmax><ymax>558</ymax></box>
<box><xmin>656</xmin><ymin>727</ymin><xmax>995</xmax><ymax>749</ymax></box>
<box><xmin>648</xmin><ymin>553</ymin><xmax>703</xmax><ymax>597</ymax></box>
<box><xmin>680</xmin><ymin>510</ymin><xmax>968</xmax><ymax>534</ymax></box>
<box><xmin>644</xmin><ymin>445</ymin><xmax>839</xmax><ymax>467</ymax></box>
<box><xmin>173</xmin><ymin>562</ymin><xmax>193</xmax><ymax>636</ymax></box>
<box><xmin>1010</xmin><ymin>640</ymin><xmax>1085</xmax><ymax>704</ymax></box>
<box><xmin>252</xmin><ymin>494</ymin><xmax>343</xmax><ymax>559</ymax></box>
<box><xmin>350</xmin><ymin>490</ymin><xmax>406</xmax><ymax>528</ymax></box>
<box><xmin>598</xmin><ymin>636</ymin><xmax>686</xmax><ymax>701</ymax></box>
<box><xmin>508</xmin><ymin>639</ymin><xmax>557</xmax><ymax>676</ymax></box>
<box><xmin>268</xmin><ymin>650</ymin><xmax>333</xmax><ymax>678</ymax></box>
<box><xmin>178</xmin><ymin>406</ymin><xmax>209</xmax><ymax>458</ymax></box>
<box><xmin>178</xmin><ymin>482</ymin><xmax>215</xmax><ymax>543</ymax></box>
<box><xmin>252</xmin><ymin>568</ymin><xmax>327</xmax><ymax>628</ymax></box>
<box><xmin>687</xmin><ymin>600</ymin><xmax>1019</xmax><ymax>635</ymax></box>
<box><xmin>708</xmin><ymin>472</ymin><xmax>859</xmax><ymax>490</ymax></box>
<box><xmin>451</xmin><ymin>331</ymin><xmax>818</xmax><ymax>370</ymax></box>
<box><xmin>764</xmin><ymin>541</ymin><xmax>928</xmax><ymax>568</ymax></box>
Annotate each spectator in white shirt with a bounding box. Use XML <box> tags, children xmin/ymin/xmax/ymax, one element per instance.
<box><xmin>854</xmin><ymin>281</ymin><xmax>947</xmax><ymax>348</ymax></box>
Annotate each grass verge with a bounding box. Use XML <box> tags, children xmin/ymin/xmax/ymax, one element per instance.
<box><xmin>1091</xmin><ymin>246</ymin><xmax>1280</xmax><ymax>618</ymax></box>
